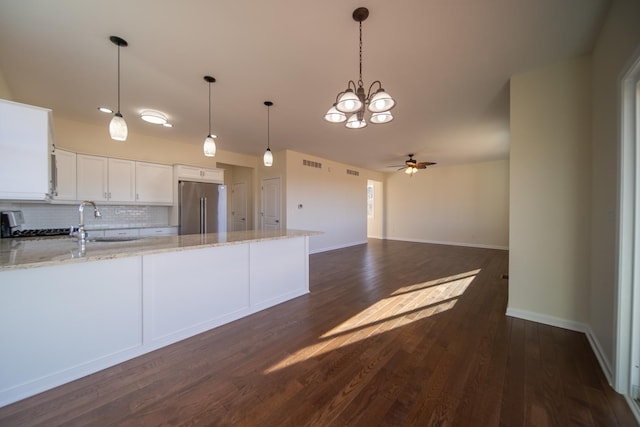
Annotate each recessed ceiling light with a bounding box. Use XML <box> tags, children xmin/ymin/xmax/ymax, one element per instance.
<box><xmin>98</xmin><ymin>106</ymin><xmax>113</xmax><ymax>114</ymax></box>
<box><xmin>140</xmin><ymin>110</ymin><xmax>168</xmax><ymax>125</ymax></box>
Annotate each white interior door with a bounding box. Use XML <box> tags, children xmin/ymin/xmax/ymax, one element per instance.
<box><xmin>261</xmin><ymin>177</ymin><xmax>281</xmax><ymax>230</ymax></box>
<box><xmin>231</xmin><ymin>182</ymin><xmax>248</xmax><ymax>231</ymax></box>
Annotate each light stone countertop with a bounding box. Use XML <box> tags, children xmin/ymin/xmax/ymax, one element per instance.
<box><xmin>0</xmin><ymin>229</ymin><xmax>321</xmax><ymax>271</ymax></box>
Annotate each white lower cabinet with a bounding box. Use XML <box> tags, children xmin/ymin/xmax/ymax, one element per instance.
<box><xmin>0</xmin><ymin>235</ymin><xmax>309</xmax><ymax>407</ymax></box>
<box><xmin>104</xmin><ymin>228</ymin><xmax>139</xmax><ymax>238</ymax></box>
<box><xmin>139</xmin><ymin>227</ymin><xmax>178</xmax><ymax>237</ymax></box>
<box><xmin>0</xmin><ymin>257</ymin><xmax>143</xmax><ymax>405</ymax></box>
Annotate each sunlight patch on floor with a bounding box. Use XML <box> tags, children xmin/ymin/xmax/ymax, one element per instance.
<box><xmin>264</xmin><ymin>269</ymin><xmax>480</xmax><ymax>374</ymax></box>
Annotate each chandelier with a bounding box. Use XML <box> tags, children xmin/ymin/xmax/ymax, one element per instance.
<box><xmin>324</xmin><ymin>7</ymin><xmax>396</xmax><ymax>129</ymax></box>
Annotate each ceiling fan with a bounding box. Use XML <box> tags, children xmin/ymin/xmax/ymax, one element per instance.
<box><xmin>389</xmin><ymin>154</ymin><xmax>436</xmax><ymax>175</ymax></box>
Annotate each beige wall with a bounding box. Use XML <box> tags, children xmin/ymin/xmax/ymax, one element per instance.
<box><xmin>0</xmin><ymin>67</ymin><xmax>12</xmax><ymax>100</ymax></box>
<box><xmin>509</xmin><ymin>54</ymin><xmax>592</xmax><ymax>325</ymax></box>
<box><xmin>590</xmin><ymin>0</ymin><xmax>640</xmax><ymax>370</ymax></box>
<box><xmin>283</xmin><ymin>150</ymin><xmax>385</xmax><ymax>253</ymax></box>
<box><xmin>385</xmin><ymin>159</ymin><xmax>509</xmax><ymax>249</ymax></box>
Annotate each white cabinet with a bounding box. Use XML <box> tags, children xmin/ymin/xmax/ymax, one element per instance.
<box><xmin>50</xmin><ymin>148</ymin><xmax>76</xmax><ymax>201</ymax></box>
<box><xmin>76</xmin><ymin>155</ymin><xmax>135</xmax><ymax>203</ymax></box>
<box><xmin>108</xmin><ymin>158</ymin><xmax>136</xmax><ymax>202</ymax></box>
<box><xmin>0</xmin><ymin>99</ymin><xmax>52</xmax><ymax>201</ymax></box>
<box><xmin>174</xmin><ymin>164</ymin><xmax>224</xmax><ymax>183</ymax></box>
<box><xmin>135</xmin><ymin>162</ymin><xmax>173</xmax><ymax>205</ymax></box>
<box><xmin>139</xmin><ymin>227</ymin><xmax>178</xmax><ymax>237</ymax></box>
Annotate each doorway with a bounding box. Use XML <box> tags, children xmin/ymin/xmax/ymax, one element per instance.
<box><xmin>231</xmin><ymin>182</ymin><xmax>248</xmax><ymax>231</ymax></box>
<box><xmin>617</xmin><ymin>47</ymin><xmax>640</xmax><ymax>410</ymax></box>
<box><xmin>261</xmin><ymin>177</ymin><xmax>281</xmax><ymax>230</ymax></box>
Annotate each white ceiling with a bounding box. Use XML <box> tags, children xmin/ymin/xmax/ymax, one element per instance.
<box><xmin>0</xmin><ymin>0</ymin><xmax>609</xmax><ymax>172</ymax></box>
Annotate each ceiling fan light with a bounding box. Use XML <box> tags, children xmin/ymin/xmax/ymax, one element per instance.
<box><xmin>109</xmin><ymin>112</ymin><xmax>128</xmax><ymax>141</ymax></box>
<box><xmin>405</xmin><ymin>167</ymin><xmax>418</xmax><ymax>175</ymax></box>
<box><xmin>336</xmin><ymin>89</ymin><xmax>363</xmax><ymax>113</ymax></box>
<box><xmin>370</xmin><ymin>110</ymin><xmax>393</xmax><ymax>124</ymax></box>
<box><xmin>368</xmin><ymin>89</ymin><xmax>395</xmax><ymax>113</ymax></box>
<box><xmin>324</xmin><ymin>105</ymin><xmax>347</xmax><ymax>123</ymax></box>
<box><xmin>345</xmin><ymin>113</ymin><xmax>367</xmax><ymax>129</ymax></box>
<box><xmin>203</xmin><ymin>135</ymin><xmax>216</xmax><ymax>157</ymax></box>
<box><xmin>263</xmin><ymin>148</ymin><xmax>273</xmax><ymax>167</ymax></box>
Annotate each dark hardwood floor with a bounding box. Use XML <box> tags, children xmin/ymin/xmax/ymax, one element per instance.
<box><xmin>0</xmin><ymin>239</ymin><xmax>637</xmax><ymax>426</ymax></box>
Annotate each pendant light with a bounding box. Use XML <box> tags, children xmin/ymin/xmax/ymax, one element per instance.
<box><xmin>325</xmin><ymin>7</ymin><xmax>395</xmax><ymax>129</ymax></box>
<box><xmin>109</xmin><ymin>36</ymin><xmax>128</xmax><ymax>141</ymax></box>
<box><xmin>263</xmin><ymin>101</ymin><xmax>274</xmax><ymax>167</ymax></box>
<box><xmin>203</xmin><ymin>75</ymin><xmax>217</xmax><ymax>157</ymax></box>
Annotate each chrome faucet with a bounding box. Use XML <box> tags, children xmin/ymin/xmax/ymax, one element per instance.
<box><xmin>76</xmin><ymin>201</ymin><xmax>101</xmax><ymax>244</ymax></box>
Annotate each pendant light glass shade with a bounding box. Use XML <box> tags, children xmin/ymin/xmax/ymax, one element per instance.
<box><xmin>346</xmin><ymin>113</ymin><xmax>367</xmax><ymax>129</ymax></box>
<box><xmin>108</xmin><ymin>36</ymin><xmax>128</xmax><ymax>141</ymax></box>
<box><xmin>263</xmin><ymin>148</ymin><xmax>273</xmax><ymax>167</ymax></box>
<box><xmin>324</xmin><ymin>105</ymin><xmax>347</xmax><ymax>123</ymax></box>
<box><xmin>369</xmin><ymin>110</ymin><xmax>393</xmax><ymax>124</ymax></box>
<box><xmin>203</xmin><ymin>135</ymin><xmax>217</xmax><ymax>157</ymax></box>
<box><xmin>336</xmin><ymin>89</ymin><xmax>363</xmax><ymax>113</ymax></box>
<box><xmin>109</xmin><ymin>113</ymin><xmax>128</xmax><ymax>141</ymax></box>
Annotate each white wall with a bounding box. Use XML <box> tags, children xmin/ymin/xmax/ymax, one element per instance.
<box><xmin>385</xmin><ymin>160</ymin><xmax>509</xmax><ymax>249</ymax></box>
<box><xmin>508</xmin><ymin>54</ymin><xmax>592</xmax><ymax>325</ymax></box>
<box><xmin>590</xmin><ymin>0</ymin><xmax>640</xmax><ymax>372</ymax></box>
<box><xmin>284</xmin><ymin>150</ymin><xmax>384</xmax><ymax>253</ymax></box>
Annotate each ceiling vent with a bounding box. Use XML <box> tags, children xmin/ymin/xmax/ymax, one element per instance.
<box><xmin>303</xmin><ymin>159</ymin><xmax>322</xmax><ymax>169</ymax></box>
<box><xmin>346</xmin><ymin>169</ymin><xmax>360</xmax><ymax>176</ymax></box>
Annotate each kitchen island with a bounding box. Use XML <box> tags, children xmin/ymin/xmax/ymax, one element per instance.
<box><xmin>0</xmin><ymin>229</ymin><xmax>319</xmax><ymax>407</ymax></box>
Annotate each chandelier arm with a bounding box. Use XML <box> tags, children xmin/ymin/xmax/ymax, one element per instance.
<box><xmin>366</xmin><ymin>80</ymin><xmax>383</xmax><ymax>99</ymax></box>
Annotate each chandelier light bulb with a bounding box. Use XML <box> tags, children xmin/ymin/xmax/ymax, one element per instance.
<box><xmin>336</xmin><ymin>90</ymin><xmax>363</xmax><ymax>113</ymax></box>
<box><xmin>324</xmin><ymin>105</ymin><xmax>347</xmax><ymax>123</ymax></box>
<box><xmin>346</xmin><ymin>113</ymin><xmax>367</xmax><ymax>129</ymax></box>
<box><xmin>368</xmin><ymin>89</ymin><xmax>396</xmax><ymax>113</ymax></box>
<box><xmin>370</xmin><ymin>110</ymin><xmax>393</xmax><ymax>124</ymax></box>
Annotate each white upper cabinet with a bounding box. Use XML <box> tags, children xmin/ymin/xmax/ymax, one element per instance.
<box><xmin>50</xmin><ymin>147</ymin><xmax>76</xmax><ymax>202</ymax></box>
<box><xmin>108</xmin><ymin>158</ymin><xmax>136</xmax><ymax>203</ymax></box>
<box><xmin>135</xmin><ymin>162</ymin><xmax>173</xmax><ymax>205</ymax></box>
<box><xmin>76</xmin><ymin>154</ymin><xmax>135</xmax><ymax>203</ymax></box>
<box><xmin>0</xmin><ymin>99</ymin><xmax>52</xmax><ymax>201</ymax></box>
<box><xmin>174</xmin><ymin>164</ymin><xmax>224</xmax><ymax>183</ymax></box>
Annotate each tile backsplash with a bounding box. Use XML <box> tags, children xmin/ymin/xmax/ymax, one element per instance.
<box><xmin>0</xmin><ymin>202</ymin><xmax>170</xmax><ymax>230</ymax></box>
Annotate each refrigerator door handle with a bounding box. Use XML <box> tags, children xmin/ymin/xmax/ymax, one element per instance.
<box><xmin>202</xmin><ymin>197</ymin><xmax>208</xmax><ymax>234</ymax></box>
<box><xmin>199</xmin><ymin>197</ymin><xmax>204</xmax><ymax>233</ymax></box>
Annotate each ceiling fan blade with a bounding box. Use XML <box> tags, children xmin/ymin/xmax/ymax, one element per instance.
<box><xmin>416</xmin><ymin>161</ymin><xmax>437</xmax><ymax>169</ymax></box>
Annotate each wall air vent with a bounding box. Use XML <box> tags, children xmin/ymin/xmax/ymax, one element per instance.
<box><xmin>346</xmin><ymin>169</ymin><xmax>360</xmax><ymax>176</ymax></box>
<box><xmin>303</xmin><ymin>159</ymin><xmax>322</xmax><ymax>169</ymax></box>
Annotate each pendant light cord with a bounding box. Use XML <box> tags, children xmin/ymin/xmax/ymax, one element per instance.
<box><xmin>116</xmin><ymin>44</ymin><xmax>121</xmax><ymax>113</ymax></box>
<box><xmin>208</xmin><ymin>81</ymin><xmax>212</xmax><ymax>136</ymax></box>
<box><xmin>267</xmin><ymin>105</ymin><xmax>270</xmax><ymax>149</ymax></box>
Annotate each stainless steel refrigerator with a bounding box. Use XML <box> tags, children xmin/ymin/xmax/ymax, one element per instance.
<box><xmin>179</xmin><ymin>181</ymin><xmax>227</xmax><ymax>235</ymax></box>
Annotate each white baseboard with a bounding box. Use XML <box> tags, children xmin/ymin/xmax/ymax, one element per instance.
<box><xmin>384</xmin><ymin>236</ymin><xmax>509</xmax><ymax>251</ymax></box>
<box><xmin>506</xmin><ymin>307</ymin><xmax>614</xmax><ymax>385</ymax></box>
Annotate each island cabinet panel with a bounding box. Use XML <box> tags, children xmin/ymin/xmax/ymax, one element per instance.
<box><xmin>249</xmin><ymin>237</ymin><xmax>308</xmax><ymax>309</ymax></box>
<box><xmin>142</xmin><ymin>244</ymin><xmax>250</xmax><ymax>345</ymax></box>
<box><xmin>0</xmin><ymin>256</ymin><xmax>143</xmax><ymax>406</ymax></box>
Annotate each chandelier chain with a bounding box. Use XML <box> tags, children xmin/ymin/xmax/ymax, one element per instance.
<box><xmin>358</xmin><ymin>21</ymin><xmax>363</xmax><ymax>88</ymax></box>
